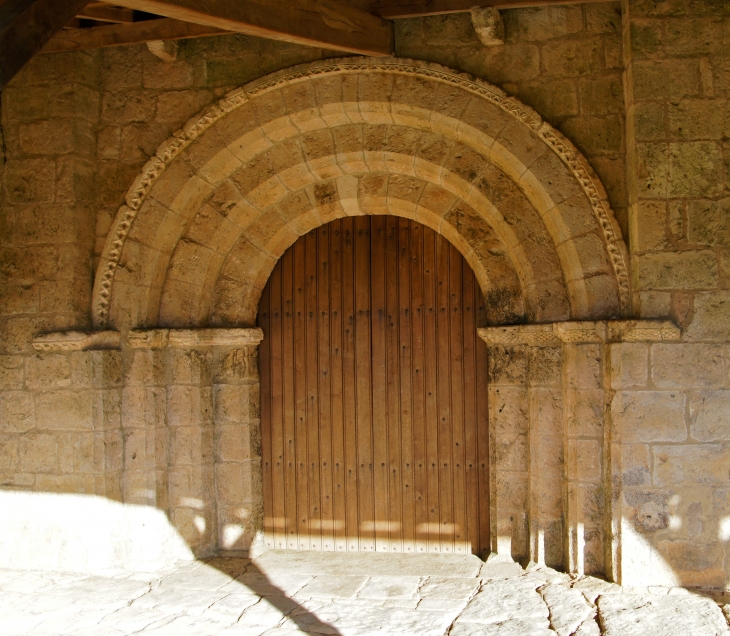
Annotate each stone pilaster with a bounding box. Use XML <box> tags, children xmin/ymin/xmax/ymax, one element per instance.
<box><xmin>480</xmin><ymin>319</ymin><xmax>680</xmax><ymax>579</ymax></box>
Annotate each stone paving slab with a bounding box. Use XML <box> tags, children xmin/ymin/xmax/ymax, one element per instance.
<box><xmin>0</xmin><ymin>553</ymin><xmax>727</xmax><ymax>635</ymax></box>
<box><xmin>255</xmin><ymin>550</ymin><xmax>483</xmax><ymax>578</ymax></box>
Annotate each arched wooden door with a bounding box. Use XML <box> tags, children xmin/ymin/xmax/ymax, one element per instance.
<box><xmin>258</xmin><ymin>216</ymin><xmax>489</xmax><ymax>554</ymax></box>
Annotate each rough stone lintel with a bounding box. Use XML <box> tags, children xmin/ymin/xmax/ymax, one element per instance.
<box><xmin>479</xmin><ymin>320</ymin><xmax>680</xmax><ymax>346</ymax></box>
<box><xmin>32</xmin><ymin>330</ymin><xmax>122</xmax><ymax>352</ymax></box>
<box><xmin>127</xmin><ymin>328</ymin><xmax>264</xmax><ymax>349</ymax></box>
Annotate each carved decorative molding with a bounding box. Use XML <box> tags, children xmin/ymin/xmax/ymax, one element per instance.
<box><xmin>93</xmin><ymin>57</ymin><xmax>631</xmax><ymax>327</ymax></box>
<box><xmin>479</xmin><ymin>320</ymin><xmax>680</xmax><ymax>346</ymax></box>
<box><xmin>32</xmin><ymin>331</ymin><xmax>121</xmax><ymax>352</ymax></box>
<box><xmin>127</xmin><ymin>328</ymin><xmax>264</xmax><ymax>349</ymax></box>
<box><xmin>478</xmin><ymin>325</ymin><xmax>560</xmax><ymax>346</ymax></box>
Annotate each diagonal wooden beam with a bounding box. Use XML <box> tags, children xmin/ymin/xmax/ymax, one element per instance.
<box><xmin>0</xmin><ymin>0</ymin><xmax>90</xmax><ymax>90</ymax></box>
<box><xmin>356</xmin><ymin>0</ymin><xmax>613</xmax><ymax>19</ymax></box>
<box><xmin>110</xmin><ymin>0</ymin><xmax>394</xmax><ymax>56</ymax></box>
<box><xmin>43</xmin><ymin>17</ymin><xmax>229</xmax><ymax>53</ymax></box>
<box><xmin>77</xmin><ymin>5</ymin><xmax>136</xmax><ymax>23</ymax></box>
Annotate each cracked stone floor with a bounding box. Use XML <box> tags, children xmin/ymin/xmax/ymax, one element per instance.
<box><xmin>1</xmin><ymin>551</ymin><xmax>729</xmax><ymax>636</ymax></box>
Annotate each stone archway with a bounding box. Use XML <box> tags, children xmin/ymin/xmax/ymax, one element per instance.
<box><xmin>88</xmin><ymin>57</ymin><xmax>634</xmax><ymax>571</ymax></box>
<box><xmin>92</xmin><ymin>57</ymin><xmax>630</xmax><ymax>333</ymax></box>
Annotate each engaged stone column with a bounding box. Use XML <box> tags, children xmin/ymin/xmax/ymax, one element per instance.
<box><xmin>212</xmin><ymin>331</ymin><xmax>263</xmax><ymax>555</ymax></box>
<box><xmin>480</xmin><ymin>320</ymin><xmax>678</xmax><ymax>579</ymax></box>
<box><xmin>480</xmin><ymin>326</ymin><xmax>564</xmax><ymax>567</ymax></box>
<box><xmin>122</xmin><ymin>328</ymin><xmax>263</xmax><ymax>557</ymax></box>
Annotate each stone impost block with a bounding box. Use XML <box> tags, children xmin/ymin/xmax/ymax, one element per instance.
<box><xmin>32</xmin><ymin>331</ymin><xmax>121</xmax><ymax>352</ymax></box>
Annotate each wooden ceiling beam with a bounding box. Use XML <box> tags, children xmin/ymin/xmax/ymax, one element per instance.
<box><xmin>43</xmin><ymin>17</ymin><xmax>229</xmax><ymax>52</ymax></box>
<box><xmin>0</xmin><ymin>0</ymin><xmax>89</xmax><ymax>90</ymax></box>
<box><xmin>354</xmin><ymin>0</ymin><xmax>613</xmax><ymax>19</ymax></box>
<box><xmin>108</xmin><ymin>0</ymin><xmax>393</xmax><ymax>56</ymax></box>
<box><xmin>76</xmin><ymin>5</ymin><xmax>136</xmax><ymax>23</ymax></box>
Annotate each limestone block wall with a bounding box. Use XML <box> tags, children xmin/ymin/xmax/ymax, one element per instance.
<box><xmin>0</xmin><ymin>52</ymin><xmax>99</xmax><ymax>352</ymax></box>
<box><xmin>1</xmin><ymin>329</ymin><xmax>263</xmax><ymax>570</ymax></box>
<box><xmin>623</xmin><ymin>0</ymin><xmax>730</xmax><ymax>324</ymax></box>
<box><xmin>611</xmin><ymin>339</ymin><xmax>730</xmax><ymax>588</ymax></box>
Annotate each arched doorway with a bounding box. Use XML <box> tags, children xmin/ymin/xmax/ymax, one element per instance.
<box><xmin>258</xmin><ymin>215</ymin><xmax>490</xmax><ymax>554</ymax></box>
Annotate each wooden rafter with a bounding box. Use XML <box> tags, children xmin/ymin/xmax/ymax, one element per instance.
<box><xmin>44</xmin><ymin>17</ymin><xmax>228</xmax><ymax>52</ymax></box>
<box><xmin>0</xmin><ymin>0</ymin><xmax>89</xmax><ymax>90</ymax></box>
<box><xmin>76</xmin><ymin>5</ymin><xmax>136</xmax><ymax>23</ymax></box>
<box><xmin>353</xmin><ymin>0</ymin><xmax>612</xmax><ymax>18</ymax></box>
<box><xmin>108</xmin><ymin>0</ymin><xmax>394</xmax><ymax>56</ymax></box>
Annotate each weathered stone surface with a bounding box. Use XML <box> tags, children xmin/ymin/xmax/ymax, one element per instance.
<box><xmin>457</xmin><ymin>577</ymin><xmax>549</xmax><ymax>625</ymax></box>
<box><xmin>611</xmin><ymin>391</ymin><xmax>687</xmax><ymax>443</ymax></box>
<box><xmin>541</xmin><ymin>584</ymin><xmax>594</xmax><ymax>635</ymax></box>
<box><xmin>598</xmin><ymin>593</ymin><xmax>728</xmax><ymax>636</ymax></box>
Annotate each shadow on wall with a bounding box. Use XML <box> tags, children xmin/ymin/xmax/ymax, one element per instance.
<box><xmin>623</xmin><ymin>490</ymin><xmax>730</xmax><ymax>590</ymax></box>
<box><xmin>0</xmin><ymin>490</ymin><xmax>342</xmax><ymax>633</ymax></box>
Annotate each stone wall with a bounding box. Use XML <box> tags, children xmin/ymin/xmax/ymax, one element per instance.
<box><xmin>0</xmin><ymin>1</ymin><xmax>729</xmax><ymax>591</ymax></box>
<box><xmin>619</xmin><ymin>0</ymin><xmax>730</xmax><ymax>588</ymax></box>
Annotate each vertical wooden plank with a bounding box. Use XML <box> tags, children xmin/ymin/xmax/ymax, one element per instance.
<box><xmin>293</xmin><ymin>237</ymin><xmax>309</xmax><ymax>550</ymax></box>
<box><xmin>330</xmin><ymin>220</ymin><xmax>347</xmax><ymax>551</ymax></box>
<box><xmin>449</xmin><ymin>243</ymin><xmax>467</xmax><ymax>554</ymax></box>
<box><xmin>259</xmin><ymin>273</ymin><xmax>274</xmax><ymax>548</ymax></box>
<box><xmin>342</xmin><ymin>217</ymin><xmax>359</xmax><ymax>552</ymax></box>
<box><xmin>281</xmin><ymin>248</ymin><xmax>298</xmax><ymax>551</ymax></box>
<box><xmin>410</xmin><ymin>221</ymin><xmax>428</xmax><ymax>554</ymax></box>
<box><xmin>354</xmin><ymin>215</ymin><xmax>375</xmax><ymax>551</ymax></box>
<box><xmin>462</xmin><ymin>258</ymin><xmax>480</xmax><ymax>555</ymax></box>
<box><xmin>268</xmin><ymin>255</ymin><xmax>286</xmax><ymax>550</ymax></box>
<box><xmin>277</xmin><ymin>250</ymin><xmax>299</xmax><ymax>549</ymax></box>
<box><xmin>305</xmin><ymin>230</ymin><xmax>322</xmax><ymax>550</ymax></box>
<box><xmin>422</xmin><ymin>227</ymin><xmax>440</xmax><ymax>553</ymax></box>
<box><xmin>385</xmin><ymin>216</ymin><xmax>402</xmax><ymax>552</ymax></box>
<box><xmin>398</xmin><ymin>218</ymin><xmax>415</xmax><ymax>554</ymax></box>
<box><xmin>370</xmin><ymin>215</ymin><xmax>389</xmax><ymax>552</ymax></box>
<box><xmin>317</xmin><ymin>224</ymin><xmax>335</xmax><ymax>551</ymax></box>
<box><xmin>435</xmin><ymin>233</ymin><xmax>454</xmax><ymax>553</ymax></box>
<box><xmin>476</xmin><ymin>281</ymin><xmax>491</xmax><ymax>555</ymax></box>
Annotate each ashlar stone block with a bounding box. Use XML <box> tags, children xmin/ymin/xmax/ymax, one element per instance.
<box><xmin>689</xmin><ymin>390</ymin><xmax>730</xmax><ymax>442</ymax></box>
<box><xmin>610</xmin><ymin>343</ymin><xmax>648</xmax><ymax>389</ymax></box>
<box><xmin>653</xmin><ymin>444</ymin><xmax>730</xmax><ymax>486</ymax></box>
<box><xmin>651</xmin><ymin>343</ymin><xmax>724</xmax><ymax>388</ymax></box>
<box><xmin>611</xmin><ymin>391</ymin><xmax>687</xmax><ymax>443</ymax></box>
<box><xmin>0</xmin><ymin>390</ymin><xmax>35</xmax><ymax>433</ymax></box>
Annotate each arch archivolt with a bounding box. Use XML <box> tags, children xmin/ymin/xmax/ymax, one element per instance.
<box><xmin>93</xmin><ymin>58</ymin><xmax>630</xmax><ymax>330</ymax></box>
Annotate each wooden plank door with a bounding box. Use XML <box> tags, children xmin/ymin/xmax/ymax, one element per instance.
<box><xmin>259</xmin><ymin>216</ymin><xmax>489</xmax><ymax>554</ymax></box>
